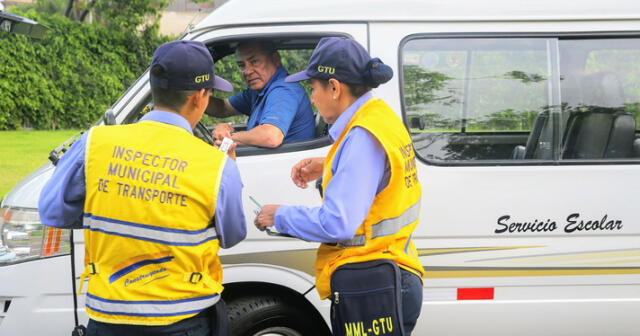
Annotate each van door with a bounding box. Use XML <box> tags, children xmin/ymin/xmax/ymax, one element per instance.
<box><xmin>392</xmin><ymin>30</ymin><xmax>640</xmax><ymax>335</ymax></box>
<box><xmin>188</xmin><ymin>23</ymin><xmax>367</xmax><ymax>245</ymax></box>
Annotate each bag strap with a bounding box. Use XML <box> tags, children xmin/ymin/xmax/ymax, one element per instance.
<box><xmin>70</xmin><ymin>229</ymin><xmax>79</xmax><ymax>327</ymax></box>
<box><xmin>211</xmin><ymin>299</ymin><xmax>228</xmax><ymax>336</ymax></box>
<box><xmin>70</xmin><ymin>229</ymin><xmax>87</xmax><ymax>335</ymax></box>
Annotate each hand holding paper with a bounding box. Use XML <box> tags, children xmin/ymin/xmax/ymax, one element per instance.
<box><xmin>215</xmin><ymin>136</ymin><xmax>237</xmax><ymax>160</ymax></box>
<box><xmin>250</xmin><ymin>196</ymin><xmax>295</xmax><ymax>237</ymax></box>
<box><xmin>254</xmin><ymin>204</ymin><xmax>280</xmax><ymax>231</ymax></box>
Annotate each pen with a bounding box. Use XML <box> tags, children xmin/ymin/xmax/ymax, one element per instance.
<box><xmin>249</xmin><ymin>195</ymin><xmax>262</xmax><ymax>209</ymax></box>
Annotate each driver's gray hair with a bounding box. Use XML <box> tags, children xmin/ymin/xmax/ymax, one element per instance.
<box><xmin>236</xmin><ymin>39</ymin><xmax>278</xmax><ymax>59</ymax></box>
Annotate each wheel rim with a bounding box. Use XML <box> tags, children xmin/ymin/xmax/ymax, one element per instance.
<box><xmin>252</xmin><ymin>326</ymin><xmax>304</xmax><ymax>336</ymax></box>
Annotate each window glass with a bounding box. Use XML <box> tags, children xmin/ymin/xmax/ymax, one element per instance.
<box><xmin>402</xmin><ymin>36</ymin><xmax>640</xmax><ymax>164</ymax></box>
<box><xmin>403</xmin><ymin>38</ymin><xmax>555</xmax><ymax>162</ymax></box>
<box><xmin>558</xmin><ymin>39</ymin><xmax>640</xmax><ymax>160</ymax></box>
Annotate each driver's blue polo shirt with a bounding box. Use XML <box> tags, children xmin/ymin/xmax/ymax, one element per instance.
<box><xmin>229</xmin><ymin>66</ymin><xmax>315</xmax><ymax>144</ymax></box>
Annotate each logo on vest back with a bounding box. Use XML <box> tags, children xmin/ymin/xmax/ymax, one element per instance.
<box><xmin>317</xmin><ymin>65</ymin><xmax>336</xmax><ymax>74</ymax></box>
<box><xmin>195</xmin><ymin>74</ymin><xmax>210</xmax><ymax>83</ymax></box>
<box><xmin>124</xmin><ymin>267</ymin><xmax>168</xmax><ymax>287</ymax></box>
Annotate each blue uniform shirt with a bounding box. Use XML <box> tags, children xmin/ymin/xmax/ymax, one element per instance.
<box><xmin>229</xmin><ymin>66</ymin><xmax>315</xmax><ymax>144</ymax></box>
<box><xmin>38</xmin><ymin>110</ymin><xmax>247</xmax><ymax>249</ymax></box>
<box><xmin>274</xmin><ymin>92</ymin><xmax>391</xmax><ymax>242</ymax></box>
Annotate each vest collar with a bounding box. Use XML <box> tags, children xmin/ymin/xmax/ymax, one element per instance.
<box><xmin>329</xmin><ymin>92</ymin><xmax>374</xmax><ymax>141</ymax></box>
<box><xmin>140</xmin><ymin>110</ymin><xmax>193</xmax><ymax>134</ymax></box>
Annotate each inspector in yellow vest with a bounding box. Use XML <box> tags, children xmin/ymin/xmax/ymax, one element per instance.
<box><xmin>81</xmin><ymin>120</ymin><xmax>226</xmax><ymax>325</ymax></box>
<box><xmin>315</xmin><ymin>98</ymin><xmax>425</xmax><ymax>299</ymax></box>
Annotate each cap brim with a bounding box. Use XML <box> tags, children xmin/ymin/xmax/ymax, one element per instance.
<box><xmin>284</xmin><ymin>71</ymin><xmax>311</xmax><ymax>83</ymax></box>
<box><xmin>213</xmin><ymin>75</ymin><xmax>233</xmax><ymax>92</ymax></box>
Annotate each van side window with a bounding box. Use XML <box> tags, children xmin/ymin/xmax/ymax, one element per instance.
<box><xmin>559</xmin><ymin>38</ymin><xmax>640</xmax><ymax>161</ymax></box>
<box><xmin>401</xmin><ymin>36</ymin><xmax>640</xmax><ymax>165</ymax></box>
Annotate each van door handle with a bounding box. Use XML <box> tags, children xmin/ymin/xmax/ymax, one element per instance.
<box><xmin>315</xmin><ymin>178</ymin><xmax>323</xmax><ymax>198</ymax></box>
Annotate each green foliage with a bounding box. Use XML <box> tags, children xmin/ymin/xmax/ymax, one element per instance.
<box><xmin>281</xmin><ymin>49</ymin><xmax>313</xmax><ymax>98</ymax></box>
<box><xmin>17</xmin><ymin>0</ymin><xmax>68</xmax><ymax>15</ymax></box>
<box><xmin>403</xmin><ymin>65</ymin><xmax>455</xmax><ymax>109</ymax></box>
<box><xmin>91</xmin><ymin>0</ymin><xmax>167</xmax><ymax>31</ymax></box>
<box><xmin>403</xmin><ymin>65</ymin><xmax>457</xmax><ymax>129</ymax></box>
<box><xmin>0</xmin><ymin>9</ymin><xmax>169</xmax><ymax>130</ymax></box>
<box><xmin>403</xmin><ymin>49</ymin><xmax>550</xmax><ymax>132</ymax></box>
<box><xmin>504</xmin><ymin>70</ymin><xmax>545</xmax><ymax>84</ymax></box>
<box><xmin>469</xmin><ymin>109</ymin><xmax>537</xmax><ymax>131</ymax></box>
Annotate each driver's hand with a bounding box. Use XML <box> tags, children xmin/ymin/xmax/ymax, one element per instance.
<box><xmin>212</xmin><ymin>123</ymin><xmax>234</xmax><ymax>141</ymax></box>
<box><xmin>291</xmin><ymin>157</ymin><xmax>325</xmax><ymax>188</ymax></box>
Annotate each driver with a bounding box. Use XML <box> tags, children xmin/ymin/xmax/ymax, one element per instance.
<box><xmin>205</xmin><ymin>39</ymin><xmax>315</xmax><ymax>148</ymax></box>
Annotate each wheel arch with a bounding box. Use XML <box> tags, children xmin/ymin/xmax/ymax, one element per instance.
<box><xmin>222</xmin><ymin>263</ymin><xmax>330</xmax><ymax>333</ymax></box>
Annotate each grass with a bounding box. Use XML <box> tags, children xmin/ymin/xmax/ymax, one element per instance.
<box><xmin>0</xmin><ymin>130</ymin><xmax>81</xmax><ymax>200</ymax></box>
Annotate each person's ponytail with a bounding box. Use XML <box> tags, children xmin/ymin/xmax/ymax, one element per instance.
<box><xmin>362</xmin><ymin>58</ymin><xmax>393</xmax><ymax>88</ymax></box>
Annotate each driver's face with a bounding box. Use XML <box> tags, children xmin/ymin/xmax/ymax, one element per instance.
<box><xmin>236</xmin><ymin>45</ymin><xmax>279</xmax><ymax>91</ymax></box>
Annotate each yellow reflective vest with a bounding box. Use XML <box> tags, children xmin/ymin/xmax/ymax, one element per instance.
<box><xmin>315</xmin><ymin>98</ymin><xmax>425</xmax><ymax>299</ymax></box>
<box><xmin>81</xmin><ymin>120</ymin><xmax>226</xmax><ymax>325</ymax></box>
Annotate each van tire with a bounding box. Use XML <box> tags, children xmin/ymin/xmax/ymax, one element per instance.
<box><xmin>227</xmin><ymin>295</ymin><xmax>327</xmax><ymax>336</ymax></box>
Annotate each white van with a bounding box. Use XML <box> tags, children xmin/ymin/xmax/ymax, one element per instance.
<box><xmin>2</xmin><ymin>0</ymin><xmax>640</xmax><ymax>334</ymax></box>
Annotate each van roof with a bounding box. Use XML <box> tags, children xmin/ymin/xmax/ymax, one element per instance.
<box><xmin>194</xmin><ymin>0</ymin><xmax>640</xmax><ymax>31</ymax></box>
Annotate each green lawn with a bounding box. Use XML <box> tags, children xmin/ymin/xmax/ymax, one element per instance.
<box><xmin>0</xmin><ymin>130</ymin><xmax>81</xmax><ymax>200</ymax></box>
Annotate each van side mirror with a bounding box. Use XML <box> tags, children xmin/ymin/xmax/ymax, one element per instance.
<box><xmin>103</xmin><ymin>109</ymin><xmax>116</xmax><ymax>125</ymax></box>
<box><xmin>410</xmin><ymin>116</ymin><xmax>425</xmax><ymax>130</ymax></box>
<box><xmin>48</xmin><ymin>132</ymin><xmax>83</xmax><ymax>165</ymax></box>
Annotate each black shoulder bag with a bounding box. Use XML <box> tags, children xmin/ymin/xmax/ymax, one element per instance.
<box><xmin>330</xmin><ymin>259</ymin><xmax>404</xmax><ymax>336</ymax></box>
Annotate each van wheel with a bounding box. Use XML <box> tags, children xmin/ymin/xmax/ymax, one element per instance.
<box><xmin>227</xmin><ymin>295</ymin><xmax>327</xmax><ymax>336</ymax></box>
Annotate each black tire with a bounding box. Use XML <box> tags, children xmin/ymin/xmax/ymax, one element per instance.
<box><xmin>227</xmin><ymin>295</ymin><xmax>328</xmax><ymax>336</ymax></box>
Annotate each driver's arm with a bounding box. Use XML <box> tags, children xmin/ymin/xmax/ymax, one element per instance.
<box><xmin>231</xmin><ymin>124</ymin><xmax>284</xmax><ymax>148</ymax></box>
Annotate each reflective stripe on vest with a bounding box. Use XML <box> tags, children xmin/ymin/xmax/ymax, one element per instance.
<box><xmin>83</xmin><ymin>213</ymin><xmax>218</xmax><ymax>246</ymax></box>
<box><xmin>338</xmin><ymin>199</ymin><xmax>421</xmax><ymax>247</ymax></box>
<box><xmin>85</xmin><ymin>293</ymin><xmax>220</xmax><ymax>317</ymax></box>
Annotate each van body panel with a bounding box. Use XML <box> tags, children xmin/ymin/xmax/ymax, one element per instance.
<box><xmin>1</xmin><ymin>163</ymin><xmax>53</xmax><ymax>209</ymax></box>
<box><xmin>2</xmin><ymin>3</ymin><xmax>640</xmax><ymax>335</ymax></box>
<box><xmin>0</xmin><ymin>257</ymin><xmax>75</xmax><ymax>334</ymax></box>
<box><xmin>195</xmin><ymin>0</ymin><xmax>640</xmax><ymax>30</ymax></box>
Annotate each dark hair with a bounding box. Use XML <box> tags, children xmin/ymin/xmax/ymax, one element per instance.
<box><xmin>315</xmin><ymin>58</ymin><xmax>393</xmax><ymax>97</ymax></box>
<box><xmin>236</xmin><ymin>39</ymin><xmax>278</xmax><ymax>59</ymax></box>
<box><xmin>316</xmin><ymin>79</ymin><xmax>371</xmax><ymax>98</ymax></box>
<box><xmin>361</xmin><ymin>58</ymin><xmax>393</xmax><ymax>88</ymax></box>
<box><xmin>150</xmin><ymin>65</ymin><xmax>200</xmax><ymax>111</ymax></box>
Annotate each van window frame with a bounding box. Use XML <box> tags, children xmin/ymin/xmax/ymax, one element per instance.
<box><xmin>398</xmin><ymin>31</ymin><xmax>640</xmax><ymax>167</ymax></box>
<box><xmin>198</xmin><ymin>31</ymin><xmax>353</xmax><ymax>156</ymax></box>
<box><xmin>209</xmin><ymin>32</ymin><xmax>360</xmax><ymax>156</ymax></box>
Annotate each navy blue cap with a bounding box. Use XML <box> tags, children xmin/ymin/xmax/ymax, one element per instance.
<box><xmin>285</xmin><ymin>37</ymin><xmax>393</xmax><ymax>87</ymax></box>
<box><xmin>150</xmin><ymin>40</ymin><xmax>232</xmax><ymax>92</ymax></box>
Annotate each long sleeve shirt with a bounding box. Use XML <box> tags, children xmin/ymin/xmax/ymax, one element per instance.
<box><xmin>38</xmin><ymin>110</ymin><xmax>246</xmax><ymax>248</ymax></box>
<box><xmin>274</xmin><ymin>92</ymin><xmax>391</xmax><ymax>242</ymax></box>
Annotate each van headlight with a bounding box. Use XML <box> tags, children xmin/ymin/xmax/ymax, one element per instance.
<box><xmin>0</xmin><ymin>207</ymin><xmax>70</xmax><ymax>265</ymax></box>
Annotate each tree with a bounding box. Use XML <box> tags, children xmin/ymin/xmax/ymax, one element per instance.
<box><xmin>63</xmin><ymin>0</ymin><xmax>212</xmax><ymax>29</ymax></box>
